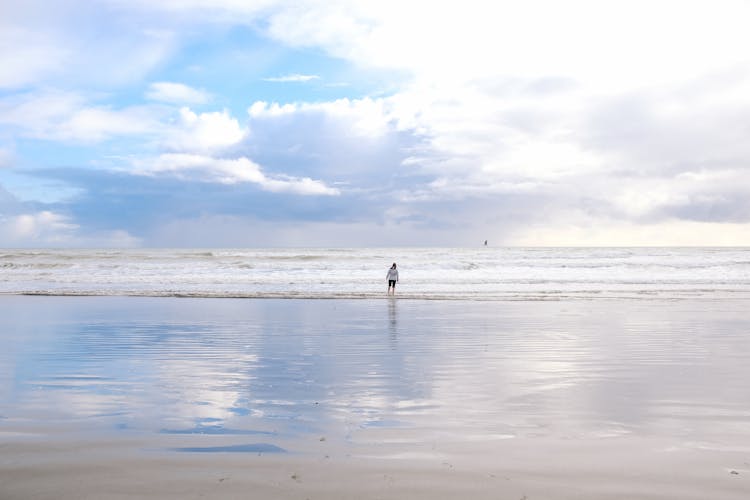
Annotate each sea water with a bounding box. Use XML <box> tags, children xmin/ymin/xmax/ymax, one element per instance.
<box><xmin>1</xmin><ymin>247</ymin><xmax>750</xmax><ymax>299</ymax></box>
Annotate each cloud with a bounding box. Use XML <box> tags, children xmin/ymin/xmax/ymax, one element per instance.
<box><xmin>8</xmin><ymin>211</ymin><xmax>78</xmax><ymax>238</ymax></box>
<box><xmin>135</xmin><ymin>153</ymin><xmax>340</xmax><ymax>195</ymax></box>
<box><xmin>242</xmin><ymin>97</ymin><xmax>425</xmax><ymax>196</ymax></box>
<box><xmin>248</xmin><ymin>97</ymin><xmax>394</xmax><ymax>138</ymax></box>
<box><xmin>0</xmin><ymin>92</ymin><xmax>244</xmax><ymax>153</ymax></box>
<box><xmin>511</xmin><ymin>215</ymin><xmax>750</xmax><ymax>247</ymax></box>
<box><xmin>151</xmin><ymin>213</ymin><xmax>483</xmax><ymax>247</ymax></box>
<box><xmin>0</xmin><ymin>207</ymin><xmax>141</xmax><ymax>247</ymax></box>
<box><xmin>583</xmin><ymin>71</ymin><xmax>750</xmax><ymax>168</ymax></box>
<box><xmin>0</xmin><ymin>184</ymin><xmax>18</xmax><ymax>205</ymax></box>
<box><xmin>261</xmin><ymin>1</ymin><xmax>750</xmax><ymax>90</ymax></box>
<box><xmin>0</xmin><ymin>210</ymin><xmax>78</xmax><ymax>246</ymax></box>
<box><xmin>163</xmin><ymin>107</ymin><xmax>246</xmax><ymax>153</ymax></box>
<box><xmin>0</xmin><ymin>90</ymin><xmax>163</xmax><ymax>143</ymax></box>
<box><xmin>0</xmin><ymin>147</ymin><xmax>14</xmax><ymax>168</ymax></box>
<box><xmin>111</xmin><ymin>0</ymin><xmax>275</xmax><ymax>19</ymax></box>
<box><xmin>263</xmin><ymin>74</ymin><xmax>320</xmax><ymax>83</ymax></box>
<box><xmin>4</xmin><ymin>0</ymin><xmax>750</xmax><ymax>246</ymax></box>
<box><xmin>247</xmin><ymin>1</ymin><xmax>750</xmax><ymax>237</ymax></box>
<box><xmin>146</xmin><ymin>82</ymin><xmax>212</xmax><ymax>104</ymax></box>
<box><xmin>0</xmin><ymin>27</ymin><xmax>71</xmax><ymax>89</ymax></box>
<box><xmin>9</xmin><ymin>167</ymin><xmax>353</xmax><ymax>245</ymax></box>
<box><xmin>605</xmin><ymin>169</ymin><xmax>750</xmax><ymax>223</ymax></box>
<box><xmin>0</xmin><ymin>1</ymin><xmax>177</xmax><ymax>89</ymax></box>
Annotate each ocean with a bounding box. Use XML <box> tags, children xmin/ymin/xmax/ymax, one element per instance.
<box><xmin>1</xmin><ymin>247</ymin><xmax>750</xmax><ymax>299</ymax></box>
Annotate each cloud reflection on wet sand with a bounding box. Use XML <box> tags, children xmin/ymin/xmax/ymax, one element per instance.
<box><xmin>1</xmin><ymin>296</ymin><xmax>749</xmax><ymax>459</ymax></box>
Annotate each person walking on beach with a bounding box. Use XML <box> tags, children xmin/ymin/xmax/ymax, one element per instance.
<box><xmin>387</xmin><ymin>262</ymin><xmax>399</xmax><ymax>295</ymax></box>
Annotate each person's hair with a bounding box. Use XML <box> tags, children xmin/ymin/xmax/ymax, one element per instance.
<box><xmin>391</xmin><ymin>263</ymin><xmax>397</xmax><ymax>267</ymax></box>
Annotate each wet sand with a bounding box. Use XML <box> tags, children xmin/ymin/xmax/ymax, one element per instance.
<box><xmin>1</xmin><ymin>296</ymin><xmax>749</xmax><ymax>498</ymax></box>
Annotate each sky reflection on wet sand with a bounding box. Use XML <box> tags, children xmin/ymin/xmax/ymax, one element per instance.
<box><xmin>1</xmin><ymin>296</ymin><xmax>749</xmax><ymax>458</ymax></box>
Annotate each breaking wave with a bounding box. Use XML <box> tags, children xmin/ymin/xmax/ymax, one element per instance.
<box><xmin>1</xmin><ymin>247</ymin><xmax>749</xmax><ymax>300</ymax></box>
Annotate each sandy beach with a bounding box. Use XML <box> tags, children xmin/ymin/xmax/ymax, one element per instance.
<box><xmin>4</xmin><ymin>436</ymin><xmax>747</xmax><ymax>499</ymax></box>
<box><xmin>1</xmin><ymin>296</ymin><xmax>749</xmax><ymax>498</ymax></box>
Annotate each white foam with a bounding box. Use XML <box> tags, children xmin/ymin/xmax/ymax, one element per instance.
<box><xmin>1</xmin><ymin>247</ymin><xmax>749</xmax><ymax>300</ymax></box>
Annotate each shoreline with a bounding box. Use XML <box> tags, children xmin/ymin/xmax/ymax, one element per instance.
<box><xmin>4</xmin><ymin>291</ymin><xmax>750</xmax><ymax>301</ymax></box>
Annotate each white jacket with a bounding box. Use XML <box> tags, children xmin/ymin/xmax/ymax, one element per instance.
<box><xmin>387</xmin><ymin>268</ymin><xmax>399</xmax><ymax>281</ymax></box>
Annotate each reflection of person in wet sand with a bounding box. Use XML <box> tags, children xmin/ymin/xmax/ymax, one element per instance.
<box><xmin>388</xmin><ymin>297</ymin><xmax>398</xmax><ymax>339</ymax></box>
<box><xmin>386</xmin><ymin>262</ymin><xmax>399</xmax><ymax>296</ymax></box>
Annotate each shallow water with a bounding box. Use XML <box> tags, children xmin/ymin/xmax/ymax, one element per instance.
<box><xmin>2</xmin><ymin>296</ymin><xmax>749</xmax><ymax>459</ymax></box>
<box><xmin>2</xmin><ymin>247</ymin><xmax>750</xmax><ymax>299</ymax></box>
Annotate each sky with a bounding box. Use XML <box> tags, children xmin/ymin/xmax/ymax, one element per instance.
<box><xmin>2</xmin><ymin>0</ymin><xmax>750</xmax><ymax>247</ymax></box>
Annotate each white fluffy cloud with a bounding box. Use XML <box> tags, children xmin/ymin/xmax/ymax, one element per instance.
<box><xmin>163</xmin><ymin>107</ymin><xmax>247</xmax><ymax>153</ymax></box>
<box><xmin>135</xmin><ymin>153</ymin><xmax>340</xmax><ymax>195</ymax></box>
<box><xmin>0</xmin><ymin>210</ymin><xmax>141</xmax><ymax>247</ymax></box>
<box><xmin>0</xmin><ymin>93</ymin><xmax>245</xmax><ymax>152</ymax></box>
<box><xmin>7</xmin><ymin>211</ymin><xmax>76</xmax><ymax>240</ymax></box>
<box><xmin>262</xmin><ymin>0</ymin><xmax>750</xmax><ymax>90</ymax></box>
<box><xmin>251</xmin><ymin>1</ymin><xmax>750</xmax><ymax>233</ymax></box>
<box><xmin>249</xmin><ymin>97</ymin><xmax>394</xmax><ymax>138</ymax></box>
